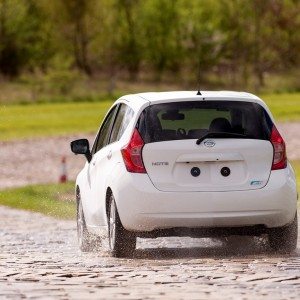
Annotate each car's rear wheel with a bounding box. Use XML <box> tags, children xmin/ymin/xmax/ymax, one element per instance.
<box><xmin>108</xmin><ymin>194</ymin><xmax>136</xmax><ymax>258</ymax></box>
<box><xmin>77</xmin><ymin>190</ymin><xmax>101</xmax><ymax>252</ymax></box>
<box><xmin>268</xmin><ymin>213</ymin><xmax>298</xmax><ymax>254</ymax></box>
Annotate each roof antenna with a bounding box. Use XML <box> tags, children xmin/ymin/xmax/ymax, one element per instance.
<box><xmin>196</xmin><ymin>63</ymin><xmax>202</xmax><ymax>95</ymax></box>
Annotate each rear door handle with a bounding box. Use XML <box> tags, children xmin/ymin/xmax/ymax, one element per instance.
<box><xmin>107</xmin><ymin>150</ymin><xmax>112</xmax><ymax>160</ymax></box>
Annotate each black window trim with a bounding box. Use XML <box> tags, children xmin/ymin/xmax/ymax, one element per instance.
<box><xmin>109</xmin><ymin>102</ymin><xmax>135</xmax><ymax>144</ymax></box>
<box><xmin>91</xmin><ymin>104</ymin><xmax>120</xmax><ymax>155</ymax></box>
<box><xmin>108</xmin><ymin>103</ymin><xmax>124</xmax><ymax>144</ymax></box>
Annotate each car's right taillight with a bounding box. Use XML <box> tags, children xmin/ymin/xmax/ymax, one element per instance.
<box><xmin>121</xmin><ymin>128</ymin><xmax>147</xmax><ymax>173</ymax></box>
<box><xmin>270</xmin><ymin>125</ymin><xmax>287</xmax><ymax>170</ymax></box>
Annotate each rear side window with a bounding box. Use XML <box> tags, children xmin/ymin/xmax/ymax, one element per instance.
<box><xmin>110</xmin><ymin>104</ymin><xmax>134</xmax><ymax>143</ymax></box>
<box><xmin>93</xmin><ymin>105</ymin><xmax>118</xmax><ymax>153</ymax></box>
<box><xmin>138</xmin><ymin>101</ymin><xmax>273</xmax><ymax>143</ymax></box>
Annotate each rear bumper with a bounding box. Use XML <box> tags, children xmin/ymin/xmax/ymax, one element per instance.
<box><xmin>113</xmin><ymin>165</ymin><xmax>297</xmax><ymax>232</ymax></box>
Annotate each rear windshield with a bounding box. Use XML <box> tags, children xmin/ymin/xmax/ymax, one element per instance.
<box><xmin>137</xmin><ymin>101</ymin><xmax>273</xmax><ymax>143</ymax></box>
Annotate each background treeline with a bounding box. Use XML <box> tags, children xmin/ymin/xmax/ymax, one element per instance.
<box><xmin>0</xmin><ymin>0</ymin><xmax>299</xmax><ymax>103</ymax></box>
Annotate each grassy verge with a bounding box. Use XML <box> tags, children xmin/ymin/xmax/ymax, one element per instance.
<box><xmin>261</xmin><ymin>93</ymin><xmax>300</xmax><ymax>122</ymax></box>
<box><xmin>1</xmin><ymin>101</ymin><xmax>113</xmax><ymax>140</ymax></box>
<box><xmin>0</xmin><ymin>92</ymin><xmax>299</xmax><ymax>141</ymax></box>
<box><xmin>0</xmin><ymin>182</ymin><xmax>76</xmax><ymax>219</ymax></box>
<box><xmin>0</xmin><ymin>161</ymin><xmax>299</xmax><ymax>219</ymax></box>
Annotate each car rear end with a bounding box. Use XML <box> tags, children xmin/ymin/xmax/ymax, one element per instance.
<box><xmin>114</xmin><ymin>94</ymin><xmax>297</xmax><ymax>237</ymax></box>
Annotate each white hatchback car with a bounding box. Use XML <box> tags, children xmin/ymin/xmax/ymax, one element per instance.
<box><xmin>71</xmin><ymin>91</ymin><xmax>298</xmax><ymax>257</ymax></box>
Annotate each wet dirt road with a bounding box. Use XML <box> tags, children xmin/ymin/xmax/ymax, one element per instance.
<box><xmin>1</xmin><ymin>206</ymin><xmax>300</xmax><ymax>299</ymax></box>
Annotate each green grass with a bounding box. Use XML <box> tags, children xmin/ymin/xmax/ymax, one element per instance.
<box><xmin>0</xmin><ymin>101</ymin><xmax>113</xmax><ymax>141</ymax></box>
<box><xmin>261</xmin><ymin>93</ymin><xmax>300</xmax><ymax>122</ymax></box>
<box><xmin>0</xmin><ymin>182</ymin><xmax>76</xmax><ymax>219</ymax></box>
<box><xmin>0</xmin><ymin>92</ymin><xmax>299</xmax><ymax>141</ymax></box>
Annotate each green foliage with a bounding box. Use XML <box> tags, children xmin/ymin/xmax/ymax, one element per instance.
<box><xmin>114</xmin><ymin>0</ymin><xmax>142</xmax><ymax>79</ymax></box>
<box><xmin>0</xmin><ymin>182</ymin><xmax>76</xmax><ymax>219</ymax></box>
<box><xmin>142</xmin><ymin>0</ymin><xmax>182</xmax><ymax>77</ymax></box>
<box><xmin>217</xmin><ymin>0</ymin><xmax>300</xmax><ymax>90</ymax></box>
<box><xmin>0</xmin><ymin>0</ymin><xmax>54</xmax><ymax>77</ymax></box>
<box><xmin>0</xmin><ymin>0</ymin><xmax>299</xmax><ymax>92</ymax></box>
<box><xmin>0</xmin><ymin>93</ymin><xmax>299</xmax><ymax>141</ymax></box>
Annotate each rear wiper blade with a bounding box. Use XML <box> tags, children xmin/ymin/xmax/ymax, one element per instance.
<box><xmin>196</xmin><ymin>132</ymin><xmax>248</xmax><ymax>145</ymax></box>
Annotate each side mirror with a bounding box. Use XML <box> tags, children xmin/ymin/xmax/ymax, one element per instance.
<box><xmin>70</xmin><ymin>139</ymin><xmax>92</xmax><ymax>162</ymax></box>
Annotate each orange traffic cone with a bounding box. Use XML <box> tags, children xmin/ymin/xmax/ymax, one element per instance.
<box><xmin>59</xmin><ymin>156</ymin><xmax>68</xmax><ymax>183</ymax></box>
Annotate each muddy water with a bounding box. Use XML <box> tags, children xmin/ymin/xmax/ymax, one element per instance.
<box><xmin>1</xmin><ymin>206</ymin><xmax>300</xmax><ymax>299</ymax></box>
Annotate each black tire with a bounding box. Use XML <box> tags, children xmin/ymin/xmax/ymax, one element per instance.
<box><xmin>108</xmin><ymin>193</ymin><xmax>136</xmax><ymax>258</ymax></box>
<box><xmin>77</xmin><ymin>190</ymin><xmax>101</xmax><ymax>252</ymax></box>
<box><xmin>268</xmin><ymin>213</ymin><xmax>298</xmax><ymax>254</ymax></box>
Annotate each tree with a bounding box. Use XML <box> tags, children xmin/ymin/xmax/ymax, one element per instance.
<box><xmin>114</xmin><ymin>0</ymin><xmax>141</xmax><ymax>80</ymax></box>
<box><xmin>58</xmin><ymin>0</ymin><xmax>95</xmax><ymax>75</ymax></box>
<box><xmin>0</xmin><ymin>0</ymin><xmax>52</xmax><ymax>77</ymax></box>
<box><xmin>141</xmin><ymin>0</ymin><xmax>182</xmax><ymax>80</ymax></box>
<box><xmin>180</xmin><ymin>0</ymin><xmax>222</xmax><ymax>86</ymax></box>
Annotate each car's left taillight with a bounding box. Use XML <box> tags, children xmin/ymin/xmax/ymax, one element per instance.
<box><xmin>121</xmin><ymin>128</ymin><xmax>146</xmax><ymax>173</ymax></box>
<box><xmin>270</xmin><ymin>125</ymin><xmax>287</xmax><ymax>170</ymax></box>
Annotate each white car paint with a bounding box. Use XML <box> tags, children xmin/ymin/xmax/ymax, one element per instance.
<box><xmin>143</xmin><ymin>139</ymin><xmax>273</xmax><ymax>192</ymax></box>
<box><xmin>74</xmin><ymin>91</ymin><xmax>297</xmax><ymax>239</ymax></box>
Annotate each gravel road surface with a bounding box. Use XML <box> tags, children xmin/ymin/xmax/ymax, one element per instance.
<box><xmin>0</xmin><ymin>122</ymin><xmax>299</xmax><ymax>189</ymax></box>
<box><xmin>0</xmin><ymin>206</ymin><xmax>300</xmax><ymax>299</ymax></box>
